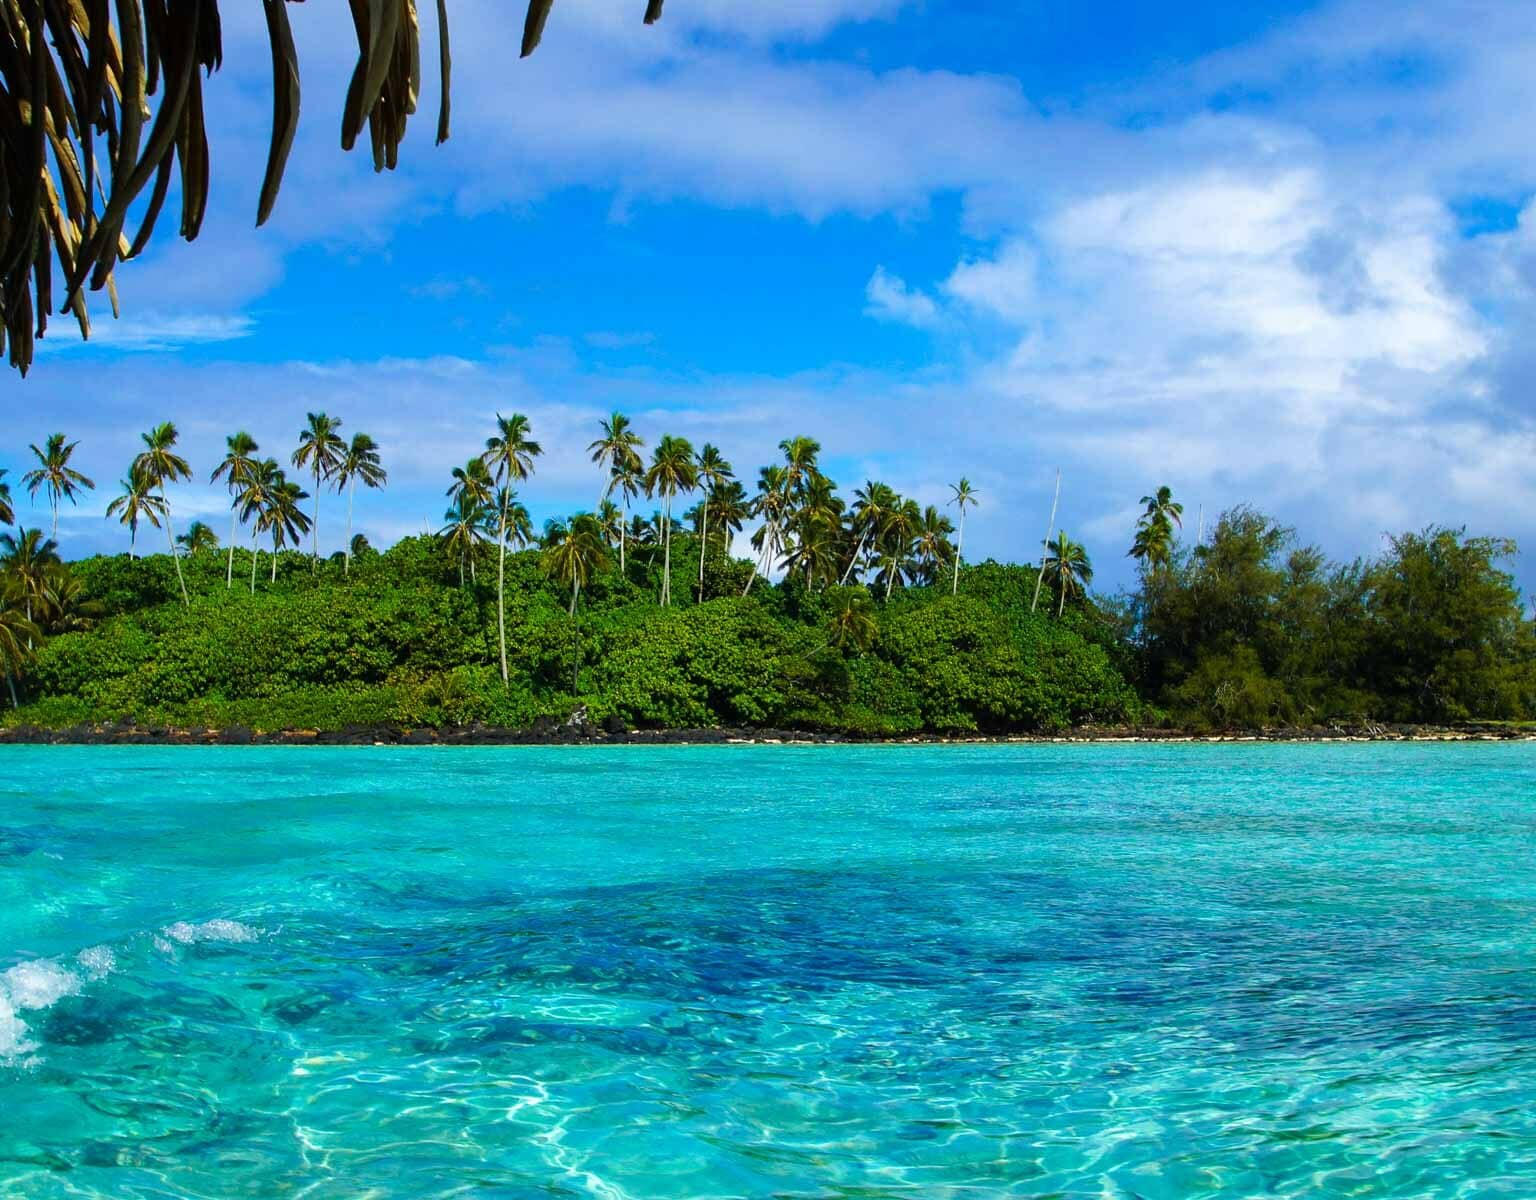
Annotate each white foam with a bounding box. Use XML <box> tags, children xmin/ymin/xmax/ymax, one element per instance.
<box><xmin>0</xmin><ymin>959</ymin><xmax>82</xmax><ymax>1066</ymax></box>
<box><xmin>161</xmin><ymin>919</ymin><xmax>259</xmax><ymax>946</ymax></box>
<box><xmin>76</xmin><ymin>945</ymin><xmax>116</xmax><ymax>979</ymax></box>
<box><xmin>2</xmin><ymin>960</ymin><xmax>81</xmax><ymax>1010</ymax></box>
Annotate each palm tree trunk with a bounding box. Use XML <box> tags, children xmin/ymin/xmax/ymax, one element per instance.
<box><xmin>4</xmin><ymin>669</ymin><xmax>17</xmax><ymax>709</ymax></box>
<box><xmin>840</xmin><ymin>528</ymin><xmax>867</xmax><ymax>586</ymax></box>
<box><xmin>619</xmin><ymin>500</ymin><xmax>627</xmax><ymax>574</ymax></box>
<box><xmin>885</xmin><ymin>559</ymin><xmax>895</xmax><ymax>602</ymax></box>
<box><xmin>570</xmin><ymin>583</ymin><xmax>581</xmax><ymax>692</ymax></box>
<box><xmin>662</xmin><ymin>494</ymin><xmax>673</xmax><ymax>606</ymax></box>
<box><xmin>953</xmin><ymin>511</ymin><xmax>964</xmax><ymax>596</ymax></box>
<box><xmin>51</xmin><ymin>498</ymin><xmax>58</xmax><ymax>541</ymax></box>
<box><xmin>345</xmin><ymin>477</ymin><xmax>356</xmax><ymax>577</ymax></box>
<box><xmin>312</xmin><ymin>465</ymin><xmax>321</xmax><ymax>568</ymax></box>
<box><xmin>1058</xmin><ymin>582</ymin><xmax>1066</xmax><ymax>618</ymax></box>
<box><xmin>226</xmin><ymin>508</ymin><xmax>238</xmax><ymax>587</ymax></box>
<box><xmin>251</xmin><ymin>531</ymin><xmax>260</xmax><ymax>594</ymax></box>
<box><xmin>164</xmin><ymin>499</ymin><xmax>190</xmax><ymax>607</ymax></box>
<box><xmin>272</xmin><ymin>545</ymin><xmax>279</xmax><ymax>584</ymax></box>
<box><xmin>496</xmin><ymin>505</ymin><xmax>509</xmax><ymax>686</ymax></box>
<box><xmin>698</xmin><ymin>504</ymin><xmax>709</xmax><ymax>599</ymax></box>
<box><xmin>1031</xmin><ymin>470</ymin><xmax>1062</xmax><ymax>615</ymax></box>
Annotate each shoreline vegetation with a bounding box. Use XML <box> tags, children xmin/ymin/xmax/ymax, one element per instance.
<box><xmin>4</xmin><ymin>413</ymin><xmax>1535</xmax><ymax>739</ymax></box>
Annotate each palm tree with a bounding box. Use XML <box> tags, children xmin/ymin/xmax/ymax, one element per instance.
<box><xmin>258</xmin><ymin>477</ymin><xmax>313</xmax><ymax>584</ymax></box>
<box><xmin>644</xmin><ymin>435</ymin><xmax>697</xmax><ymax>607</ymax></box>
<box><xmin>0</xmin><ymin>468</ymin><xmax>13</xmax><ymax>527</ymax></box>
<box><xmin>743</xmin><ymin>465</ymin><xmax>791</xmax><ymax>596</ymax></box>
<box><xmin>915</xmin><ymin>505</ymin><xmax>956</xmax><ymax>586</ymax></box>
<box><xmin>0</xmin><ymin>528</ymin><xmax>60</xmax><ymax>624</ymax></box>
<box><xmin>948</xmin><ymin>478</ymin><xmax>979</xmax><ymax>595</ymax></box>
<box><xmin>589</xmin><ymin>411</ymin><xmax>645</xmax><ymax>498</ymax></box>
<box><xmin>542</xmin><ymin>512</ymin><xmax>610</xmax><ymax>617</ymax></box>
<box><xmin>211</xmin><ymin>432</ymin><xmax>260</xmax><ymax>587</ymax></box>
<box><xmin>177</xmin><ymin>521</ymin><xmax>220</xmax><ymax>555</ymax></box>
<box><xmin>826</xmin><ymin>588</ymin><xmax>879</xmax><ymax>654</ymax></box>
<box><xmin>132</xmin><ymin>422</ymin><xmax>194</xmax><ymax>606</ymax></box>
<box><xmin>779</xmin><ymin>436</ymin><xmax>821</xmax><ymax>498</ymax></box>
<box><xmin>23</xmin><ymin>434</ymin><xmax>95</xmax><ymax>540</ymax></box>
<box><xmin>482</xmin><ymin>414</ymin><xmax>543</xmax><ymax>686</ymax></box>
<box><xmin>0</xmin><ymin>588</ymin><xmax>40</xmax><ymax>708</ymax></box>
<box><xmin>105</xmin><ymin>470</ymin><xmax>167</xmax><ymax>558</ymax></box>
<box><xmin>708</xmin><ymin>479</ymin><xmax>750</xmax><ymax>557</ymax></box>
<box><xmin>292</xmin><ymin>413</ymin><xmax>346</xmax><ymax>567</ymax></box>
<box><xmin>609</xmin><ymin>457</ymin><xmax>645</xmax><ymax>574</ymax></box>
<box><xmin>237</xmin><ymin>459</ymin><xmax>283</xmax><ymax>592</ymax></box>
<box><xmin>337</xmin><ymin>433</ymin><xmax>387</xmax><ymax>576</ymax></box>
<box><xmin>842</xmin><ymin>481</ymin><xmax>897</xmax><ymax>585</ymax></box>
<box><xmin>877</xmin><ymin>499</ymin><xmax>921</xmax><ymax>601</ymax></box>
<box><xmin>542</xmin><ymin>512</ymin><xmax>610</xmax><ymax>693</ymax></box>
<box><xmin>38</xmin><ymin>566</ymin><xmax>105</xmax><ymax>635</ymax></box>
<box><xmin>1</xmin><ymin>1</ymin><xmax>672</xmax><ymax>379</ymax></box>
<box><xmin>439</xmin><ymin>495</ymin><xmax>492</xmax><ymax>587</ymax></box>
<box><xmin>597</xmin><ymin>499</ymin><xmax>624</xmax><ymax>555</ymax></box>
<box><xmin>1130</xmin><ymin>485</ymin><xmax>1184</xmax><ymax>575</ymax></box>
<box><xmin>694</xmin><ymin>444</ymin><xmax>733</xmax><ymax>598</ymax></box>
<box><xmin>1043</xmin><ymin>532</ymin><xmax>1094</xmax><ymax>617</ymax></box>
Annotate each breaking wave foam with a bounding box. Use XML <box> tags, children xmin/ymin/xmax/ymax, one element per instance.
<box><xmin>0</xmin><ymin>959</ymin><xmax>84</xmax><ymax>1064</ymax></box>
<box><xmin>161</xmin><ymin>919</ymin><xmax>260</xmax><ymax>946</ymax></box>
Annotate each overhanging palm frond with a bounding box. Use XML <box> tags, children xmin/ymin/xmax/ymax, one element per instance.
<box><xmin>0</xmin><ymin>0</ymin><xmax>666</xmax><ymax>376</ymax></box>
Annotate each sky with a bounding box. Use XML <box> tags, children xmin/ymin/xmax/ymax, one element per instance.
<box><xmin>7</xmin><ymin>0</ymin><xmax>1536</xmax><ymax>595</ymax></box>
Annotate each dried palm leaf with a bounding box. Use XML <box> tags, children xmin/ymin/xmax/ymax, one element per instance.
<box><xmin>0</xmin><ymin>0</ymin><xmax>664</xmax><ymax>377</ymax></box>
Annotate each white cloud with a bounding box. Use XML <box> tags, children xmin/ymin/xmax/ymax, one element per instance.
<box><xmin>864</xmin><ymin>266</ymin><xmax>940</xmax><ymax>328</ymax></box>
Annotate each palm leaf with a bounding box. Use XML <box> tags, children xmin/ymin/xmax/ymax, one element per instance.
<box><xmin>0</xmin><ymin>0</ymin><xmax>665</xmax><ymax>376</ymax></box>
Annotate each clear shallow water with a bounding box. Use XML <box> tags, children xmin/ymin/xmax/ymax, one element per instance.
<box><xmin>2</xmin><ymin>744</ymin><xmax>1534</xmax><ymax>1198</ymax></box>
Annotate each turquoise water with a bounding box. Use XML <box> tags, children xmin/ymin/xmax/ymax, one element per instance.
<box><xmin>2</xmin><ymin>745</ymin><xmax>1534</xmax><ymax>1197</ymax></box>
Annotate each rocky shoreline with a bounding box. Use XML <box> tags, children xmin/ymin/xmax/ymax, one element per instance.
<box><xmin>0</xmin><ymin>711</ymin><xmax>1531</xmax><ymax>746</ymax></box>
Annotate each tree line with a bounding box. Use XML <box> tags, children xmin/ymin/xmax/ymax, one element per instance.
<box><xmin>2</xmin><ymin>416</ymin><xmax>1533</xmax><ymax>731</ymax></box>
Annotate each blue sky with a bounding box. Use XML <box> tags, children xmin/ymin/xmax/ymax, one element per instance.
<box><xmin>8</xmin><ymin>0</ymin><xmax>1536</xmax><ymax>595</ymax></box>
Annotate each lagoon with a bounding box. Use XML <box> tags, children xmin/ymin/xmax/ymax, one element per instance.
<box><xmin>2</xmin><ymin>744</ymin><xmax>1534</xmax><ymax>1197</ymax></box>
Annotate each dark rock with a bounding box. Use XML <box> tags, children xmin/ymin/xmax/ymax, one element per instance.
<box><xmin>219</xmin><ymin>726</ymin><xmax>254</xmax><ymax>745</ymax></box>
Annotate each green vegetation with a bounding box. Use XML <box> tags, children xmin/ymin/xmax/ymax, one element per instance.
<box><xmin>2</xmin><ymin>416</ymin><xmax>1534</xmax><ymax>735</ymax></box>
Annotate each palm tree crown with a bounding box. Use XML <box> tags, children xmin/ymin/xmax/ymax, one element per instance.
<box><xmin>0</xmin><ymin>468</ymin><xmax>14</xmax><ymax>527</ymax></box>
<box><xmin>23</xmin><ymin>434</ymin><xmax>96</xmax><ymax>539</ymax></box>
<box><xmin>105</xmin><ymin>470</ymin><xmax>168</xmax><ymax>556</ymax></box>
<box><xmin>645</xmin><ymin>435</ymin><xmax>698</xmax><ymax>607</ymax></box>
<box><xmin>337</xmin><ymin>432</ymin><xmax>387</xmax><ymax>575</ymax></box>
<box><xmin>948</xmin><ymin>477</ymin><xmax>979</xmax><ymax>595</ymax></box>
<box><xmin>1043</xmin><ymin>532</ymin><xmax>1094</xmax><ymax>617</ymax></box>
<box><xmin>292</xmin><ymin>413</ymin><xmax>346</xmax><ymax>564</ymax></box>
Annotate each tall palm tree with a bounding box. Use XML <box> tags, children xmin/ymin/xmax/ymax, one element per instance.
<box><xmin>439</xmin><ymin>495</ymin><xmax>492</xmax><ymax>587</ymax></box>
<box><xmin>589</xmin><ymin>411</ymin><xmax>645</xmax><ymax>502</ymax></box>
<box><xmin>779</xmin><ymin>436</ymin><xmax>821</xmax><ymax>498</ymax></box>
<box><xmin>609</xmin><ymin>457</ymin><xmax>644</xmax><ymax>574</ymax></box>
<box><xmin>0</xmin><ymin>468</ymin><xmax>14</xmax><ymax>527</ymax></box>
<box><xmin>877</xmin><ymin>499</ymin><xmax>921</xmax><ymax>601</ymax></box>
<box><xmin>23</xmin><ymin>434</ymin><xmax>95</xmax><ymax>540</ymax></box>
<box><xmin>177</xmin><ymin>521</ymin><xmax>220</xmax><ymax>555</ymax></box>
<box><xmin>597</xmin><ymin>499</ymin><xmax>624</xmax><ymax>555</ymax></box>
<box><xmin>948</xmin><ymin>478</ymin><xmax>979</xmax><ymax>595</ymax></box>
<box><xmin>292</xmin><ymin>413</ymin><xmax>346</xmax><ymax>567</ymax></box>
<box><xmin>1130</xmin><ymin>485</ymin><xmax>1184</xmax><ymax>575</ymax></box>
<box><xmin>105</xmin><ymin>470</ymin><xmax>167</xmax><ymax>558</ymax></box>
<box><xmin>237</xmin><ymin>459</ymin><xmax>282</xmax><ymax>592</ymax></box>
<box><xmin>482</xmin><ymin>414</ymin><xmax>543</xmax><ymax>685</ymax></box>
<box><xmin>0</xmin><ymin>528</ymin><xmax>60</xmax><ymax>624</ymax></box>
<box><xmin>743</xmin><ymin>465</ymin><xmax>791</xmax><ymax>596</ymax></box>
<box><xmin>1043</xmin><ymin>532</ymin><xmax>1094</xmax><ymax>617</ymax></box>
<box><xmin>694</xmin><ymin>444</ymin><xmax>733</xmax><ymax>597</ymax></box>
<box><xmin>132</xmin><ymin>422</ymin><xmax>194</xmax><ymax>607</ymax></box>
<box><xmin>644</xmin><ymin>435</ymin><xmax>697</xmax><ymax>607</ymax></box>
<box><xmin>337</xmin><ymin>433</ymin><xmax>388</xmax><ymax>576</ymax></box>
<box><xmin>211</xmin><ymin>432</ymin><xmax>260</xmax><ymax>587</ymax></box>
<box><xmin>448</xmin><ymin>458</ymin><xmax>495</xmax><ymax>512</ymax></box>
<box><xmin>842</xmin><ymin>481</ymin><xmax>897</xmax><ymax>585</ymax></box>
